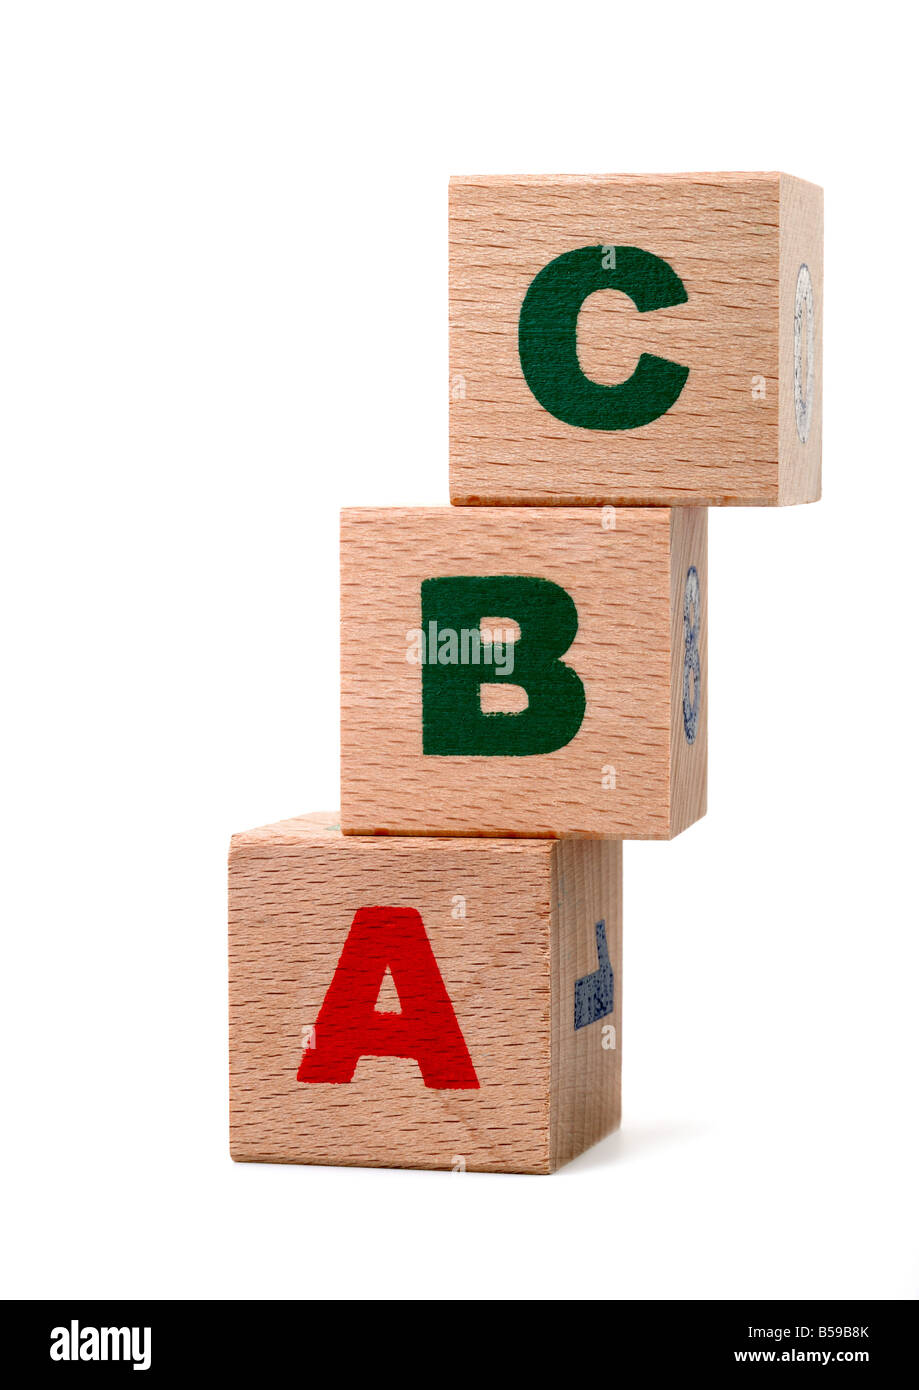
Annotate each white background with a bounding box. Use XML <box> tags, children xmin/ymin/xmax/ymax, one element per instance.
<box><xmin>2</xmin><ymin>2</ymin><xmax>916</xmax><ymax>1301</ymax></box>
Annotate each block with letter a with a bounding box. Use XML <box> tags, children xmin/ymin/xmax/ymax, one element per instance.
<box><xmin>229</xmin><ymin>814</ymin><xmax>621</xmax><ymax>1173</ymax></box>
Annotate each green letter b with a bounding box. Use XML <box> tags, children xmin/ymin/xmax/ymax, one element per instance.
<box><xmin>421</xmin><ymin>576</ymin><xmax>586</xmax><ymax>756</ymax></box>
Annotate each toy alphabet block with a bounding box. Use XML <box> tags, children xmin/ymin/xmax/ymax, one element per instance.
<box><xmin>450</xmin><ymin>172</ymin><xmax>822</xmax><ymax>506</ymax></box>
<box><xmin>229</xmin><ymin>813</ymin><xmax>621</xmax><ymax>1173</ymax></box>
<box><xmin>340</xmin><ymin>505</ymin><xmax>706</xmax><ymax>838</ymax></box>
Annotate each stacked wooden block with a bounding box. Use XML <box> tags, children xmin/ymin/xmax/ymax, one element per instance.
<box><xmin>229</xmin><ymin>173</ymin><xmax>822</xmax><ymax>1173</ymax></box>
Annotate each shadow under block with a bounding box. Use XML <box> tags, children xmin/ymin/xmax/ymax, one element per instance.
<box><xmin>229</xmin><ymin>814</ymin><xmax>622</xmax><ymax>1174</ymax></box>
<box><xmin>340</xmin><ymin>506</ymin><xmax>706</xmax><ymax>838</ymax></box>
<box><xmin>450</xmin><ymin>172</ymin><xmax>822</xmax><ymax>507</ymax></box>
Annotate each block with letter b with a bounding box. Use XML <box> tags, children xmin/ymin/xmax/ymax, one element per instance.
<box><xmin>450</xmin><ymin>172</ymin><xmax>822</xmax><ymax>506</ymax></box>
<box><xmin>229</xmin><ymin>814</ymin><xmax>621</xmax><ymax>1173</ymax></box>
<box><xmin>340</xmin><ymin>506</ymin><xmax>706</xmax><ymax>838</ymax></box>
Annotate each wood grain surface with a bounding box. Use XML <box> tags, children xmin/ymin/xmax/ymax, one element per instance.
<box><xmin>340</xmin><ymin>506</ymin><xmax>706</xmax><ymax>837</ymax></box>
<box><xmin>229</xmin><ymin>814</ymin><xmax>622</xmax><ymax>1173</ymax></box>
<box><xmin>449</xmin><ymin>172</ymin><xmax>822</xmax><ymax>506</ymax></box>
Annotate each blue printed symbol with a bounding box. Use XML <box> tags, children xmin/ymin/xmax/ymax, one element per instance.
<box><xmin>573</xmin><ymin>920</ymin><xmax>614</xmax><ymax>1030</ymax></box>
<box><xmin>682</xmin><ymin>565</ymin><xmax>701</xmax><ymax>744</ymax></box>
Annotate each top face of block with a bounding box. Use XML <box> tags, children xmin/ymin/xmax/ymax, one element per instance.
<box><xmin>450</xmin><ymin>172</ymin><xmax>822</xmax><ymax>506</ymax></box>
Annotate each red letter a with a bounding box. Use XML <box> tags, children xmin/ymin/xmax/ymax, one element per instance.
<box><xmin>297</xmin><ymin>906</ymin><xmax>479</xmax><ymax>1089</ymax></box>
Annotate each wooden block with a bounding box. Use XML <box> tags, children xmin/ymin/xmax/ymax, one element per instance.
<box><xmin>450</xmin><ymin>172</ymin><xmax>822</xmax><ymax>507</ymax></box>
<box><xmin>229</xmin><ymin>813</ymin><xmax>622</xmax><ymax>1174</ymax></box>
<box><xmin>341</xmin><ymin>506</ymin><xmax>706</xmax><ymax>838</ymax></box>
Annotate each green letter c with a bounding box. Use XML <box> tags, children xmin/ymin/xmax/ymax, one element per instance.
<box><xmin>518</xmin><ymin>245</ymin><xmax>689</xmax><ymax>431</ymax></box>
